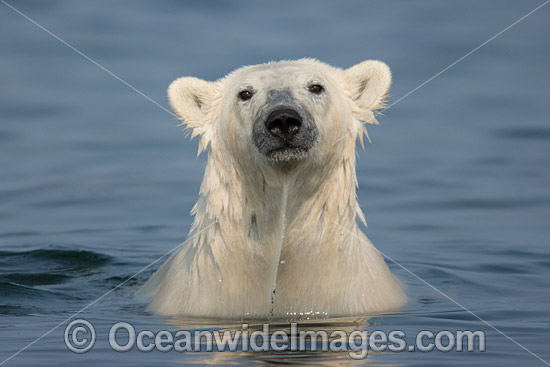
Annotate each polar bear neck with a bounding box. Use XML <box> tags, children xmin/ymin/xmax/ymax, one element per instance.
<box><xmin>186</xmin><ymin>143</ymin><xmax>364</xmax><ymax>315</ymax></box>
<box><xmin>197</xmin><ymin>144</ymin><xmax>362</xmax><ymax>241</ymax></box>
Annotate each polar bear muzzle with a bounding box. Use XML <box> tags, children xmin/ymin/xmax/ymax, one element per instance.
<box><xmin>252</xmin><ymin>89</ymin><xmax>318</xmax><ymax>163</ymax></box>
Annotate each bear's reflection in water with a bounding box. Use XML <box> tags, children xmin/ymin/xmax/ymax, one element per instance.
<box><xmin>162</xmin><ymin>316</ymin><xmax>398</xmax><ymax>366</ymax></box>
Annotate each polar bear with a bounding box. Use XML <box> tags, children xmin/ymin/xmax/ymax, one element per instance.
<box><xmin>139</xmin><ymin>59</ymin><xmax>407</xmax><ymax>318</ymax></box>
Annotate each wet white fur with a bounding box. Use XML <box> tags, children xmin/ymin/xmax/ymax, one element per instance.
<box><xmin>138</xmin><ymin>59</ymin><xmax>407</xmax><ymax>318</ymax></box>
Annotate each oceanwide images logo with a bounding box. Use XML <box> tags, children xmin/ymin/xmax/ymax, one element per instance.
<box><xmin>64</xmin><ymin>320</ymin><xmax>486</xmax><ymax>359</ymax></box>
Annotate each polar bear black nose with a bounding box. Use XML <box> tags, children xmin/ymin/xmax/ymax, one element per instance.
<box><xmin>265</xmin><ymin>108</ymin><xmax>303</xmax><ymax>140</ymax></box>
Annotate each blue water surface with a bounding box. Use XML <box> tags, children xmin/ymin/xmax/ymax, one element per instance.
<box><xmin>1</xmin><ymin>1</ymin><xmax>549</xmax><ymax>366</ymax></box>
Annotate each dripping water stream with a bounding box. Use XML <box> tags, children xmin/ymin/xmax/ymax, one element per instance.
<box><xmin>269</xmin><ymin>182</ymin><xmax>289</xmax><ymax>319</ymax></box>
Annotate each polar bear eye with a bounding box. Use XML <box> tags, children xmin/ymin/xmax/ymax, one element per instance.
<box><xmin>238</xmin><ymin>90</ymin><xmax>254</xmax><ymax>101</ymax></box>
<box><xmin>308</xmin><ymin>84</ymin><xmax>324</xmax><ymax>94</ymax></box>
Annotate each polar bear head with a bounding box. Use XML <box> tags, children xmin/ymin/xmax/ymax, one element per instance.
<box><xmin>168</xmin><ymin>59</ymin><xmax>391</xmax><ymax>174</ymax></box>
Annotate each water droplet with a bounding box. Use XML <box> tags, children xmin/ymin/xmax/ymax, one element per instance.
<box><xmin>269</xmin><ymin>287</ymin><xmax>276</xmax><ymax>321</ymax></box>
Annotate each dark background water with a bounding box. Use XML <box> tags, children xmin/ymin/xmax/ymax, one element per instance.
<box><xmin>1</xmin><ymin>1</ymin><xmax>549</xmax><ymax>366</ymax></box>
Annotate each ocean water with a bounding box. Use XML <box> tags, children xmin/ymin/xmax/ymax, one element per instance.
<box><xmin>1</xmin><ymin>1</ymin><xmax>549</xmax><ymax>366</ymax></box>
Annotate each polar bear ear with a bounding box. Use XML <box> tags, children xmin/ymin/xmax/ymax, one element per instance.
<box><xmin>344</xmin><ymin>60</ymin><xmax>392</xmax><ymax>123</ymax></box>
<box><xmin>167</xmin><ymin>77</ymin><xmax>217</xmax><ymax>139</ymax></box>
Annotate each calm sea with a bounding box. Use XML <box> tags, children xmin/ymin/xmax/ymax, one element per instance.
<box><xmin>1</xmin><ymin>1</ymin><xmax>549</xmax><ymax>366</ymax></box>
